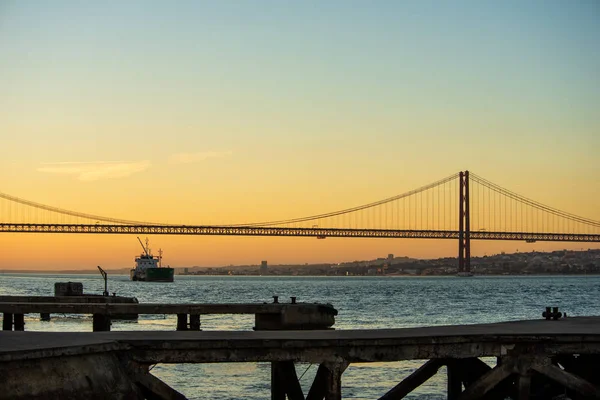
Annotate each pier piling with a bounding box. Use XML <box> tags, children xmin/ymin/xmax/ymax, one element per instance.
<box><xmin>176</xmin><ymin>313</ymin><xmax>187</xmax><ymax>331</ymax></box>
<box><xmin>13</xmin><ymin>314</ymin><xmax>24</xmax><ymax>331</ymax></box>
<box><xmin>2</xmin><ymin>313</ymin><xmax>12</xmax><ymax>331</ymax></box>
<box><xmin>92</xmin><ymin>314</ymin><xmax>111</xmax><ymax>332</ymax></box>
<box><xmin>189</xmin><ymin>314</ymin><xmax>201</xmax><ymax>331</ymax></box>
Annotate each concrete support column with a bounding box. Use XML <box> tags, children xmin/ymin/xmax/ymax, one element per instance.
<box><xmin>92</xmin><ymin>314</ymin><xmax>111</xmax><ymax>331</ymax></box>
<box><xmin>324</xmin><ymin>361</ymin><xmax>348</xmax><ymax>400</ymax></box>
<box><xmin>270</xmin><ymin>361</ymin><xmax>303</xmax><ymax>400</ymax></box>
<box><xmin>176</xmin><ymin>314</ymin><xmax>188</xmax><ymax>331</ymax></box>
<box><xmin>189</xmin><ymin>314</ymin><xmax>201</xmax><ymax>331</ymax></box>
<box><xmin>517</xmin><ymin>373</ymin><xmax>531</xmax><ymax>400</ymax></box>
<box><xmin>271</xmin><ymin>361</ymin><xmax>286</xmax><ymax>400</ymax></box>
<box><xmin>13</xmin><ymin>314</ymin><xmax>25</xmax><ymax>331</ymax></box>
<box><xmin>2</xmin><ymin>313</ymin><xmax>13</xmax><ymax>331</ymax></box>
<box><xmin>447</xmin><ymin>360</ymin><xmax>463</xmax><ymax>399</ymax></box>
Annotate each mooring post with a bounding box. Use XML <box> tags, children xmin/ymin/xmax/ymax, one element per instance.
<box><xmin>13</xmin><ymin>314</ymin><xmax>25</xmax><ymax>331</ymax></box>
<box><xmin>2</xmin><ymin>313</ymin><xmax>13</xmax><ymax>331</ymax></box>
<box><xmin>176</xmin><ymin>313</ymin><xmax>188</xmax><ymax>331</ymax></box>
<box><xmin>92</xmin><ymin>314</ymin><xmax>111</xmax><ymax>332</ymax></box>
<box><xmin>40</xmin><ymin>313</ymin><xmax>51</xmax><ymax>321</ymax></box>
<box><xmin>189</xmin><ymin>314</ymin><xmax>201</xmax><ymax>331</ymax></box>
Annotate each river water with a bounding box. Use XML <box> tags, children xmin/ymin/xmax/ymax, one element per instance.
<box><xmin>1</xmin><ymin>273</ymin><xmax>598</xmax><ymax>399</ymax></box>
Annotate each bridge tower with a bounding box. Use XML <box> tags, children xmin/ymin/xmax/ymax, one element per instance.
<box><xmin>458</xmin><ymin>171</ymin><xmax>471</xmax><ymax>274</ymax></box>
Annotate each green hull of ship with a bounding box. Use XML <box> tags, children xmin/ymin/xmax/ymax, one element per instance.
<box><xmin>139</xmin><ymin>268</ymin><xmax>174</xmax><ymax>282</ymax></box>
<box><xmin>146</xmin><ymin>268</ymin><xmax>174</xmax><ymax>282</ymax></box>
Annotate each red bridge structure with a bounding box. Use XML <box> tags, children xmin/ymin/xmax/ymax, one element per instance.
<box><xmin>1</xmin><ymin>171</ymin><xmax>599</xmax><ymax>273</ymax></box>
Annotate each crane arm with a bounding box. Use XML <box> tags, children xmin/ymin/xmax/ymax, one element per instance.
<box><xmin>137</xmin><ymin>237</ymin><xmax>149</xmax><ymax>256</ymax></box>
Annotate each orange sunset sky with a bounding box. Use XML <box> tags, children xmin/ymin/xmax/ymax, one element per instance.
<box><xmin>1</xmin><ymin>2</ymin><xmax>599</xmax><ymax>271</ymax></box>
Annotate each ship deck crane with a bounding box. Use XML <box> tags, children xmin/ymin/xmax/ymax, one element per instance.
<box><xmin>137</xmin><ymin>237</ymin><xmax>150</xmax><ymax>256</ymax></box>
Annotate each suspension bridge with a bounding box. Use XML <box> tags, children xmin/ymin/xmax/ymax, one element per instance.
<box><xmin>1</xmin><ymin>171</ymin><xmax>599</xmax><ymax>273</ymax></box>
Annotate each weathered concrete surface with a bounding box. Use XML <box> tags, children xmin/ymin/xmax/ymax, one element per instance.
<box><xmin>256</xmin><ymin>304</ymin><xmax>336</xmax><ymax>330</ymax></box>
<box><xmin>1</xmin><ymin>302</ymin><xmax>338</xmax><ymax>331</ymax></box>
<box><xmin>0</xmin><ymin>295</ymin><xmax>138</xmax><ymax>304</ymax></box>
<box><xmin>1</xmin><ymin>317</ymin><xmax>600</xmax><ymax>399</ymax></box>
<box><xmin>1</xmin><ymin>317</ymin><xmax>600</xmax><ymax>364</ymax></box>
<box><xmin>0</xmin><ymin>302</ymin><xmax>337</xmax><ymax>317</ymax></box>
<box><xmin>0</xmin><ymin>351</ymin><xmax>142</xmax><ymax>399</ymax></box>
<box><xmin>0</xmin><ymin>333</ymin><xmax>129</xmax><ymax>362</ymax></box>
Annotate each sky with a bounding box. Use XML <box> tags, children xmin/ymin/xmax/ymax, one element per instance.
<box><xmin>0</xmin><ymin>1</ymin><xmax>599</xmax><ymax>270</ymax></box>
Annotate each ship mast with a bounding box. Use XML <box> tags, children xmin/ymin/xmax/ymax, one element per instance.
<box><xmin>137</xmin><ymin>237</ymin><xmax>150</xmax><ymax>257</ymax></box>
<box><xmin>158</xmin><ymin>249</ymin><xmax>163</xmax><ymax>268</ymax></box>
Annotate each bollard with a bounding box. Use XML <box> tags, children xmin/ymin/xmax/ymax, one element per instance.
<box><xmin>40</xmin><ymin>313</ymin><xmax>51</xmax><ymax>322</ymax></box>
<box><xmin>552</xmin><ymin>307</ymin><xmax>563</xmax><ymax>320</ymax></box>
<box><xmin>543</xmin><ymin>307</ymin><xmax>552</xmax><ymax>320</ymax></box>
<box><xmin>273</xmin><ymin>296</ymin><xmax>279</xmax><ymax>304</ymax></box>
<box><xmin>542</xmin><ymin>307</ymin><xmax>563</xmax><ymax>320</ymax></box>
<box><xmin>290</xmin><ymin>296</ymin><xmax>296</xmax><ymax>304</ymax></box>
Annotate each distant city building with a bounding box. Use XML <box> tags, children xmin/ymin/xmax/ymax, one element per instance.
<box><xmin>260</xmin><ymin>260</ymin><xmax>268</xmax><ymax>275</ymax></box>
<box><xmin>388</xmin><ymin>254</ymin><xmax>394</xmax><ymax>260</ymax></box>
<box><xmin>183</xmin><ymin>267</ymin><xmax>189</xmax><ymax>274</ymax></box>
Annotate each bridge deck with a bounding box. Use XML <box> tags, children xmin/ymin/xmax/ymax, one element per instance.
<box><xmin>2</xmin><ymin>316</ymin><xmax>599</xmax><ymax>364</ymax></box>
<box><xmin>1</xmin><ymin>223</ymin><xmax>599</xmax><ymax>242</ymax></box>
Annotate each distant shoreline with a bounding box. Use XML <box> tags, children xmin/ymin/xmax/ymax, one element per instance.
<box><xmin>2</xmin><ymin>249</ymin><xmax>598</xmax><ymax>276</ymax></box>
<box><xmin>1</xmin><ymin>271</ymin><xmax>599</xmax><ymax>278</ymax></box>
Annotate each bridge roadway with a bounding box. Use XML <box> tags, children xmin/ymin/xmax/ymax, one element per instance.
<box><xmin>1</xmin><ymin>223</ymin><xmax>599</xmax><ymax>242</ymax></box>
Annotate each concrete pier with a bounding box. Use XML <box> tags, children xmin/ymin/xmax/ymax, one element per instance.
<box><xmin>0</xmin><ymin>302</ymin><xmax>338</xmax><ymax>331</ymax></box>
<box><xmin>1</xmin><ymin>316</ymin><xmax>600</xmax><ymax>399</ymax></box>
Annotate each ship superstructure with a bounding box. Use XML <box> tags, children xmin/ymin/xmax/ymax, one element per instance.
<box><xmin>130</xmin><ymin>237</ymin><xmax>174</xmax><ymax>282</ymax></box>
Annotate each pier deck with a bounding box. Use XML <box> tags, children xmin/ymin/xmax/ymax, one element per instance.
<box><xmin>1</xmin><ymin>316</ymin><xmax>600</xmax><ymax>399</ymax></box>
<box><xmin>0</xmin><ymin>301</ymin><xmax>338</xmax><ymax>331</ymax></box>
<box><xmin>2</xmin><ymin>316</ymin><xmax>600</xmax><ymax>363</ymax></box>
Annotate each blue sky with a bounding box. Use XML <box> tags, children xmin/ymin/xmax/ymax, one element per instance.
<box><xmin>0</xmin><ymin>1</ymin><xmax>598</xmax><ymax>267</ymax></box>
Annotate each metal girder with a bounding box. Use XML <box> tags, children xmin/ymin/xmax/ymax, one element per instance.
<box><xmin>0</xmin><ymin>224</ymin><xmax>598</xmax><ymax>242</ymax></box>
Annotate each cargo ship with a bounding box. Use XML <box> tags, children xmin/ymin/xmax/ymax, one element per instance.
<box><xmin>130</xmin><ymin>237</ymin><xmax>174</xmax><ymax>282</ymax></box>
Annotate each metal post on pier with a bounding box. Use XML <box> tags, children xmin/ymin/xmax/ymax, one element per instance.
<box><xmin>97</xmin><ymin>266</ymin><xmax>108</xmax><ymax>296</ymax></box>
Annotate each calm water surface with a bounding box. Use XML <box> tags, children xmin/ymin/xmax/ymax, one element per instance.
<box><xmin>1</xmin><ymin>274</ymin><xmax>598</xmax><ymax>399</ymax></box>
